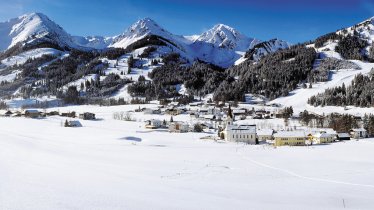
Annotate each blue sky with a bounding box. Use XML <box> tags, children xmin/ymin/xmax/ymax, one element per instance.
<box><xmin>1</xmin><ymin>0</ymin><xmax>374</xmax><ymax>43</ymax></box>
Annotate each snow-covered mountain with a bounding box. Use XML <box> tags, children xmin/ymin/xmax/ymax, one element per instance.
<box><xmin>108</xmin><ymin>19</ymin><xmax>270</xmax><ymax>67</ymax></box>
<box><xmin>110</xmin><ymin>18</ymin><xmax>188</xmax><ymax>50</ymax></box>
<box><xmin>0</xmin><ymin>12</ymin><xmax>79</xmax><ymax>51</ymax></box>
<box><xmin>337</xmin><ymin>16</ymin><xmax>374</xmax><ymax>43</ymax></box>
<box><xmin>195</xmin><ymin>23</ymin><xmax>259</xmax><ymax>51</ymax></box>
<box><xmin>0</xmin><ymin>13</ymin><xmax>290</xmax><ymax>67</ymax></box>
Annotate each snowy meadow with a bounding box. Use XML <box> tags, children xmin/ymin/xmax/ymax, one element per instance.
<box><xmin>1</xmin><ymin>105</ymin><xmax>374</xmax><ymax>210</ymax></box>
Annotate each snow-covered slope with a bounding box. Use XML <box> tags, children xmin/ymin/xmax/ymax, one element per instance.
<box><xmin>0</xmin><ymin>47</ymin><xmax>65</xmax><ymax>68</ymax></box>
<box><xmin>248</xmin><ymin>39</ymin><xmax>290</xmax><ymax>61</ymax></box>
<box><xmin>0</xmin><ymin>12</ymin><xmax>79</xmax><ymax>51</ymax></box>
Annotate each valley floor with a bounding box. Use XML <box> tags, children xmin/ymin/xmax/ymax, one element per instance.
<box><xmin>1</xmin><ymin>106</ymin><xmax>374</xmax><ymax>210</ymax></box>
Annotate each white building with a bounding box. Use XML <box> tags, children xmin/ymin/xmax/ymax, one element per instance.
<box><xmin>312</xmin><ymin>133</ymin><xmax>335</xmax><ymax>144</ymax></box>
<box><xmin>257</xmin><ymin>129</ymin><xmax>274</xmax><ymax>142</ymax></box>
<box><xmin>145</xmin><ymin>119</ymin><xmax>162</xmax><ymax>129</ymax></box>
<box><xmin>350</xmin><ymin>128</ymin><xmax>367</xmax><ymax>139</ymax></box>
<box><xmin>223</xmin><ymin>124</ymin><xmax>257</xmax><ymax>144</ymax></box>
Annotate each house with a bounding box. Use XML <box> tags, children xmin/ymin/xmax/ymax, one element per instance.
<box><xmin>222</xmin><ymin>124</ymin><xmax>257</xmax><ymax>144</ymax></box>
<box><xmin>189</xmin><ymin>102</ymin><xmax>203</xmax><ymax>106</ymax></box>
<box><xmin>169</xmin><ymin>101</ymin><xmax>179</xmax><ymax>107</ymax></box>
<box><xmin>169</xmin><ymin>122</ymin><xmax>189</xmax><ymax>133</ymax></box>
<box><xmin>273</xmin><ymin>130</ymin><xmax>306</xmax><ymax>146</ymax></box>
<box><xmin>207</xmin><ymin>107</ymin><xmax>221</xmax><ymax>115</ymax></box>
<box><xmin>145</xmin><ymin>119</ymin><xmax>162</xmax><ymax>129</ymax></box>
<box><xmin>307</xmin><ymin>128</ymin><xmax>337</xmax><ymax>143</ymax></box>
<box><xmin>350</xmin><ymin>128</ymin><xmax>367</xmax><ymax>139</ymax></box>
<box><xmin>23</xmin><ymin>109</ymin><xmax>41</xmax><ymax>118</ymax></box>
<box><xmin>200</xmin><ymin>122</ymin><xmax>213</xmax><ymax>130</ymax></box>
<box><xmin>257</xmin><ymin>129</ymin><xmax>274</xmax><ymax>142</ymax></box>
<box><xmin>337</xmin><ymin>133</ymin><xmax>350</xmax><ymax>141</ymax></box>
<box><xmin>177</xmin><ymin>107</ymin><xmax>187</xmax><ymax>114</ymax></box>
<box><xmin>11</xmin><ymin>111</ymin><xmax>22</xmax><ymax>117</ymax></box>
<box><xmin>203</xmin><ymin>114</ymin><xmax>216</xmax><ymax>121</ymax></box>
<box><xmin>60</xmin><ymin>112</ymin><xmax>76</xmax><ymax>118</ymax></box>
<box><xmin>232</xmin><ymin>109</ymin><xmax>247</xmax><ymax>116</ymax></box>
<box><xmin>0</xmin><ymin>110</ymin><xmax>13</xmax><ymax>117</ymax></box>
<box><xmin>165</xmin><ymin>108</ymin><xmax>180</xmax><ymax>116</ymax></box>
<box><xmin>46</xmin><ymin>111</ymin><xmax>59</xmax><ymax>116</ymax></box>
<box><xmin>79</xmin><ymin>112</ymin><xmax>96</xmax><ymax>120</ymax></box>
<box><xmin>198</xmin><ymin>108</ymin><xmax>209</xmax><ymax>115</ymax></box>
<box><xmin>65</xmin><ymin>120</ymin><xmax>82</xmax><ymax>127</ymax></box>
<box><xmin>143</xmin><ymin>108</ymin><xmax>161</xmax><ymax>115</ymax></box>
<box><xmin>312</xmin><ymin>133</ymin><xmax>335</xmax><ymax>144</ymax></box>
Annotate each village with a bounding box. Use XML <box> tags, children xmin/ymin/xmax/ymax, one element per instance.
<box><xmin>0</xmin><ymin>100</ymin><xmax>370</xmax><ymax>147</ymax></box>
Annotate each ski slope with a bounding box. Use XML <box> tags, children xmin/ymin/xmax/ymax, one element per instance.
<box><xmin>1</xmin><ymin>105</ymin><xmax>374</xmax><ymax>210</ymax></box>
<box><xmin>271</xmin><ymin>60</ymin><xmax>374</xmax><ymax>115</ymax></box>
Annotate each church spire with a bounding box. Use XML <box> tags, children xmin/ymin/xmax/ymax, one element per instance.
<box><xmin>228</xmin><ymin>104</ymin><xmax>233</xmax><ymax>119</ymax></box>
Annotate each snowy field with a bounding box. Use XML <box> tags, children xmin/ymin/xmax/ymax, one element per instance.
<box><xmin>1</xmin><ymin>105</ymin><xmax>374</xmax><ymax>210</ymax></box>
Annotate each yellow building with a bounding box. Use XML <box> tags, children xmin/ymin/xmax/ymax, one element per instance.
<box><xmin>273</xmin><ymin>131</ymin><xmax>306</xmax><ymax>146</ymax></box>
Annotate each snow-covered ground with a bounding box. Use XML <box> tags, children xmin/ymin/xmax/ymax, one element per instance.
<box><xmin>1</xmin><ymin>105</ymin><xmax>374</xmax><ymax>210</ymax></box>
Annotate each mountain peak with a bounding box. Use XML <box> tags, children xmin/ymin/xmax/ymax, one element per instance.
<box><xmin>110</xmin><ymin>17</ymin><xmax>173</xmax><ymax>49</ymax></box>
<box><xmin>212</xmin><ymin>23</ymin><xmax>236</xmax><ymax>32</ymax></box>
<box><xmin>196</xmin><ymin>23</ymin><xmax>254</xmax><ymax>51</ymax></box>
<box><xmin>124</xmin><ymin>17</ymin><xmax>166</xmax><ymax>37</ymax></box>
<box><xmin>0</xmin><ymin>12</ymin><xmax>76</xmax><ymax>51</ymax></box>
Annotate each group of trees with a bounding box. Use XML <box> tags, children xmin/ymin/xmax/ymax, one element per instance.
<box><xmin>308</xmin><ymin>73</ymin><xmax>374</xmax><ymax>107</ymax></box>
<box><xmin>363</xmin><ymin>114</ymin><xmax>374</xmax><ymax>137</ymax></box>
<box><xmin>314</xmin><ymin>32</ymin><xmax>342</xmax><ymax>48</ymax></box>
<box><xmin>127</xmin><ymin>61</ymin><xmax>226</xmax><ymax>101</ymax></box>
<box><xmin>0</xmin><ymin>100</ymin><xmax>8</xmax><ymax>109</ymax></box>
<box><xmin>214</xmin><ymin>44</ymin><xmax>317</xmax><ymax>102</ymax></box>
<box><xmin>299</xmin><ymin>110</ymin><xmax>374</xmax><ymax>137</ymax></box>
<box><xmin>335</xmin><ymin>35</ymin><xmax>367</xmax><ymax>60</ymax></box>
<box><xmin>299</xmin><ymin>110</ymin><xmax>360</xmax><ymax>133</ymax></box>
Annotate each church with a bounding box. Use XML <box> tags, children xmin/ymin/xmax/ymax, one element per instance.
<box><xmin>220</xmin><ymin>105</ymin><xmax>257</xmax><ymax>144</ymax></box>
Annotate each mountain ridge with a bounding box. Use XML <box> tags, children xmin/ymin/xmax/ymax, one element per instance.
<box><xmin>0</xmin><ymin>13</ymin><xmax>290</xmax><ymax>67</ymax></box>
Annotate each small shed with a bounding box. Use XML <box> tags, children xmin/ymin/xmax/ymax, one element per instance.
<box><xmin>79</xmin><ymin>112</ymin><xmax>96</xmax><ymax>120</ymax></box>
<box><xmin>65</xmin><ymin>120</ymin><xmax>82</xmax><ymax>127</ymax></box>
<box><xmin>0</xmin><ymin>110</ymin><xmax>13</xmax><ymax>117</ymax></box>
<box><xmin>337</xmin><ymin>133</ymin><xmax>350</xmax><ymax>141</ymax></box>
<box><xmin>23</xmin><ymin>109</ymin><xmax>41</xmax><ymax>118</ymax></box>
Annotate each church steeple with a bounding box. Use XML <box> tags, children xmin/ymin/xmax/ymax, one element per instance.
<box><xmin>225</xmin><ymin>104</ymin><xmax>234</xmax><ymax>128</ymax></box>
<box><xmin>227</xmin><ymin>104</ymin><xmax>233</xmax><ymax>119</ymax></box>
